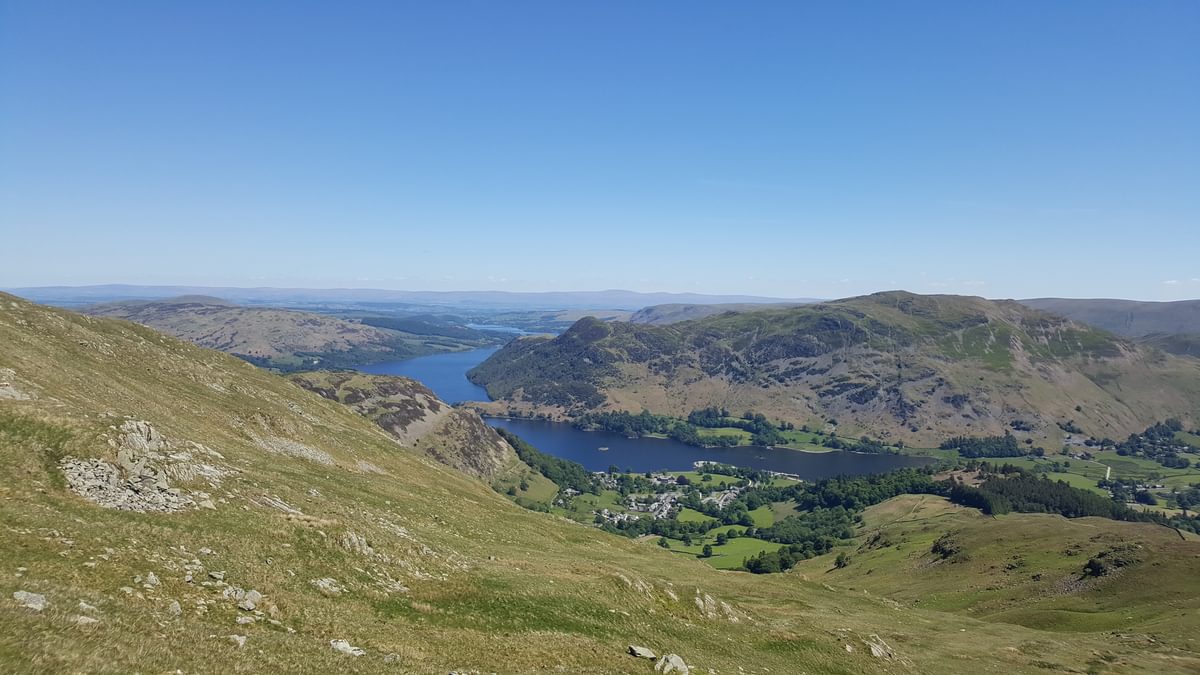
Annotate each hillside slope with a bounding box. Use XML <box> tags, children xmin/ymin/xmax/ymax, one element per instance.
<box><xmin>793</xmin><ymin>494</ymin><xmax>1200</xmax><ymax>647</ymax></box>
<box><xmin>4</xmin><ymin>292</ymin><xmax>1200</xmax><ymax>673</ymax></box>
<box><xmin>286</xmin><ymin>370</ymin><xmax>519</xmax><ymax>480</ymax></box>
<box><xmin>470</xmin><ymin>291</ymin><xmax>1200</xmax><ymax>444</ymax></box>
<box><xmin>83</xmin><ymin>296</ymin><xmax>488</xmax><ymax>370</ymax></box>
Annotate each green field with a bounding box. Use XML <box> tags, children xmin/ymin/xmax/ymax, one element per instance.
<box><xmin>669</xmin><ymin>470</ymin><xmax>742</xmax><ymax>488</ymax></box>
<box><xmin>675</xmin><ymin>507</ymin><xmax>715</xmax><ymax>524</ymax></box>
<box><xmin>660</xmin><ymin>529</ymin><xmax>783</xmax><ymax>570</ymax></box>
<box><xmin>748</xmin><ymin>504</ymin><xmax>774</xmax><ymax>527</ymax></box>
<box><xmin>695</xmin><ymin>426</ymin><xmax>753</xmax><ymax>443</ymax></box>
<box><xmin>987</xmin><ymin>451</ymin><xmax>1200</xmax><ymax>489</ymax></box>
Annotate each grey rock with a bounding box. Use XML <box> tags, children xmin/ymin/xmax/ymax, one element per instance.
<box><xmin>628</xmin><ymin>646</ymin><xmax>657</xmax><ymax>659</ymax></box>
<box><xmin>311</xmin><ymin>577</ymin><xmax>344</xmax><ymax>595</ymax></box>
<box><xmin>208</xmin><ymin>571</ymin><xmax>225</xmax><ymax>581</ymax></box>
<box><xmin>168</xmin><ymin>600</ymin><xmax>182</xmax><ymax>616</ymax></box>
<box><xmin>330</xmin><ymin>639</ymin><xmax>365</xmax><ymax>657</ymax></box>
<box><xmin>655</xmin><ymin>654</ymin><xmax>689</xmax><ymax>674</ymax></box>
<box><xmin>228</xmin><ymin>634</ymin><xmax>247</xmax><ymax>648</ymax></box>
<box><xmin>145</xmin><ymin>572</ymin><xmax>160</xmax><ymax>587</ymax></box>
<box><xmin>77</xmin><ymin>601</ymin><xmax>98</xmax><ymax>613</ymax></box>
<box><xmin>74</xmin><ymin>615</ymin><xmax>99</xmax><ymax>627</ymax></box>
<box><xmin>235</xmin><ymin>615</ymin><xmax>255</xmax><ymax>625</ymax></box>
<box><xmin>239</xmin><ymin>589</ymin><xmax>263</xmax><ymax>611</ymax></box>
<box><xmin>13</xmin><ymin>591</ymin><xmax>47</xmax><ymax>611</ymax></box>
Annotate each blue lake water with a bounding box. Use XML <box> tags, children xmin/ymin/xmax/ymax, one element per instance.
<box><xmin>358</xmin><ymin>347</ymin><xmax>498</xmax><ymax>404</ymax></box>
<box><xmin>357</xmin><ymin>347</ymin><xmax>933</xmax><ymax>478</ymax></box>
<box><xmin>487</xmin><ymin>418</ymin><xmax>932</xmax><ymax>476</ymax></box>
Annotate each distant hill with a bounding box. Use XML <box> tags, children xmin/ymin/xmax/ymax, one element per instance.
<box><xmin>470</xmin><ymin>291</ymin><xmax>1200</xmax><ymax>444</ymax></box>
<box><xmin>1021</xmin><ymin>297</ymin><xmax>1200</xmax><ymax>338</ymax></box>
<box><xmin>629</xmin><ymin>302</ymin><xmax>808</xmax><ymax>325</ymax></box>
<box><xmin>287</xmin><ymin>370</ymin><xmax>519</xmax><ymax>480</ymax></box>
<box><xmin>82</xmin><ymin>296</ymin><xmax>492</xmax><ymax>370</ymax></box>
<box><xmin>11</xmin><ymin>284</ymin><xmax>807</xmax><ymax>311</ymax></box>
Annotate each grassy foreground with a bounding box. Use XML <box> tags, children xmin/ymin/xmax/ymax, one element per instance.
<box><xmin>2</xmin><ymin>293</ymin><xmax>1199</xmax><ymax>673</ymax></box>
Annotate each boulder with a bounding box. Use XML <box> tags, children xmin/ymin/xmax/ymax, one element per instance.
<box><xmin>12</xmin><ymin>591</ymin><xmax>47</xmax><ymax>611</ymax></box>
<box><xmin>330</xmin><ymin>639</ymin><xmax>365</xmax><ymax>657</ymax></box>
<box><xmin>655</xmin><ymin>654</ymin><xmax>689</xmax><ymax>674</ymax></box>
<box><xmin>628</xmin><ymin>645</ymin><xmax>657</xmax><ymax>659</ymax></box>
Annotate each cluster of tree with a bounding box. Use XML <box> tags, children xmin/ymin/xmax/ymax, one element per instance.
<box><xmin>1112</xmin><ymin>419</ymin><xmax>1195</xmax><ymax>468</ymax></box>
<box><xmin>686</xmin><ymin>408</ymin><xmax>791</xmax><ymax>446</ymax></box>
<box><xmin>495</xmin><ymin>428</ymin><xmax>596</xmax><ymax>494</ymax></box>
<box><xmin>946</xmin><ymin>465</ymin><xmax>1148</xmax><ymax>520</ymax></box>
<box><xmin>754</xmin><ymin>507</ymin><xmax>855</xmax><ymax>545</ymax></box>
<box><xmin>939</xmin><ymin>432</ymin><xmax>1034</xmax><ymax>458</ymax></box>
<box><xmin>820</xmin><ymin>434</ymin><xmax>897</xmax><ymax>454</ymax></box>
<box><xmin>743</xmin><ymin>538</ymin><xmax>836</xmax><ymax>573</ymax></box>
<box><xmin>789</xmin><ymin>469</ymin><xmax>944</xmax><ymax>511</ymax></box>
<box><xmin>573</xmin><ymin>410</ymin><xmax>741</xmax><ymax>448</ymax></box>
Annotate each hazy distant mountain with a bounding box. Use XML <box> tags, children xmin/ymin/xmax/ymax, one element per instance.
<box><xmin>9</xmin><ymin>284</ymin><xmax>805</xmax><ymax>311</ymax></box>
<box><xmin>470</xmin><ymin>291</ymin><xmax>1200</xmax><ymax>445</ymax></box>
<box><xmin>1021</xmin><ymin>298</ymin><xmax>1200</xmax><ymax>356</ymax></box>
<box><xmin>82</xmin><ymin>296</ymin><xmax>495</xmax><ymax>370</ymax></box>
<box><xmin>1020</xmin><ymin>298</ymin><xmax>1200</xmax><ymax>337</ymax></box>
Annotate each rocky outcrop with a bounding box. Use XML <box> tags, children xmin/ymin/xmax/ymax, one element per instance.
<box><xmin>287</xmin><ymin>371</ymin><xmax>518</xmax><ymax>480</ymax></box>
<box><xmin>61</xmin><ymin>420</ymin><xmax>229</xmax><ymax>513</ymax></box>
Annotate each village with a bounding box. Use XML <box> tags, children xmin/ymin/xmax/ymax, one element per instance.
<box><xmin>590</xmin><ymin>468</ymin><xmax>767</xmax><ymax>525</ymax></box>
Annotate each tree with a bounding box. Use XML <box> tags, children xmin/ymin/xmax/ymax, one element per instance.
<box><xmin>701</xmin><ymin>544</ymin><xmax>714</xmax><ymax>558</ymax></box>
<box><xmin>715</xmin><ymin>533</ymin><xmax>728</xmax><ymax>546</ymax></box>
<box><xmin>834</xmin><ymin>552</ymin><xmax>850</xmax><ymax>569</ymax></box>
<box><xmin>657</xmin><ymin>537</ymin><xmax>670</xmax><ymax>549</ymax></box>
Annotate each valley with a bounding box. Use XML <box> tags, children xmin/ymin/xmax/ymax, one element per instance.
<box><xmin>4</xmin><ymin>291</ymin><xmax>1200</xmax><ymax>674</ymax></box>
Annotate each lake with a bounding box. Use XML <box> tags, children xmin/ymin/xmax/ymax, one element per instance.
<box><xmin>488</xmin><ymin>418</ymin><xmax>931</xmax><ymax>475</ymax></box>
<box><xmin>359</xmin><ymin>346</ymin><xmax>498</xmax><ymax>404</ymax></box>
<box><xmin>357</xmin><ymin>347</ymin><xmax>933</xmax><ymax>477</ymax></box>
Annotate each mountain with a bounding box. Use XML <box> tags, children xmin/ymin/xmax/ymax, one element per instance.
<box><xmin>11</xmin><ymin>284</ymin><xmax>807</xmax><ymax>311</ymax></box>
<box><xmin>628</xmin><ymin>302</ymin><xmax>807</xmax><ymax>325</ymax></box>
<box><xmin>286</xmin><ymin>370</ymin><xmax>519</xmax><ymax>480</ymax></box>
<box><xmin>1021</xmin><ymin>298</ymin><xmax>1200</xmax><ymax>356</ymax></box>
<box><xmin>3</xmin><ymin>292</ymin><xmax>1200</xmax><ymax>672</ymax></box>
<box><xmin>470</xmin><ymin>291</ymin><xmax>1200</xmax><ymax>444</ymax></box>
<box><xmin>81</xmin><ymin>296</ymin><xmax>492</xmax><ymax>370</ymax></box>
<box><xmin>1020</xmin><ymin>298</ymin><xmax>1200</xmax><ymax>337</ymax></box>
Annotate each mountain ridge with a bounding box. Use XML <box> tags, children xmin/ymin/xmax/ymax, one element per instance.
<box><xmin>469</xmin><ymin>291</ymin><xmax>1200</xmax><ymax>444</ymax></box>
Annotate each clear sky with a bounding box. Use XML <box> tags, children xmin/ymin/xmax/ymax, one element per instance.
<box><xmin>1</xmin><ymin>1</ymin><xmax>1197</xmax><ymax>300</ymax></box>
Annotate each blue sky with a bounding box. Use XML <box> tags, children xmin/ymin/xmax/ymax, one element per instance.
<box><xmin>1</xmin><ymin>1</ymin><xmax>1197</xmax><ymax>300</ymax></box>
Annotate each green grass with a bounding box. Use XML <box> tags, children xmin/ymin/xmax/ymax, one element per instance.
<box><xmin>695</xmin><ymin>426</ymin><xmax>753</xmax><ymax>443</ymax></box>
<box><xmin>675</xmin><ymin>507</ymin><xmax>715</xmax><ymax>524</ymax></box>
<box><xmin>748</xmin><ymin>504</ymin><xmax>775</xmax><ymax>527</ymax></box>
<box><xmin>1176</xmin><ymin>430</ymin><xmax>1200</xmax><ymax>449</ymax></box>
<box><xmin>665</xmin><ymin>535</ymin><xmax>783</xmax><ymax>570</ymax></box>
<box><xmin>670</xmin><ymin>471</ymin><xmax>741</xmax><ymax>488</ymax></box>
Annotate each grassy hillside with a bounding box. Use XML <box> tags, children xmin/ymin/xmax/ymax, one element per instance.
<box><xmin>83</xmin><ymin>296</ymin><xmax>493</xmax><ymax>371</ymax></box>
<box><xmin>3</xmin><ymin>292</ymin><xmax>1200</xmax><ymax>673</ymax></box>
<box><xmin>470</xmin><ymin>291</ymin><xmax>1200</xmax><ymax>446</ymax></box>
<box><xmin>793</xmin><ymin>494</ymin><xmax>1200</xmax><ymax>653</ymax></box>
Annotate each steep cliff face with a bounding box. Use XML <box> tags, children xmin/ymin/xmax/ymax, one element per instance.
<box><xmin>287</xmin><ymin>370</ymin><xmax>518</xmax><ymax>480</ymax></box>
